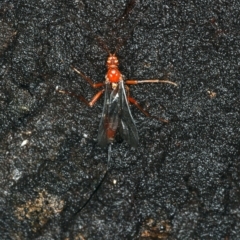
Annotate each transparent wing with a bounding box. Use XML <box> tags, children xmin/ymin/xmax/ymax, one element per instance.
<box><xmin>97</xmin><ymin>82</ymin><xmax>120</xmax><ymax>147</ymax></box>
<box><xmin>97</xmin><ymin>80</ymin><xmax>139</xmax><ymax>148</ymax></box>
<box><xmin>118</xmin><ymin>80</ymin><xmax>139</xmax><ymax>147</ymax></box>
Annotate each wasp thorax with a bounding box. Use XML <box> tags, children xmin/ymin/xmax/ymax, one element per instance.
<box><xmin>107</xmin><ymin>68</ymin><xmax>121</xmax><ymax>83</ymax></box>
<box><xmin>106</xmin><ymin>54</ymin><xmax>121</xmax><ymax>83</ymax></box>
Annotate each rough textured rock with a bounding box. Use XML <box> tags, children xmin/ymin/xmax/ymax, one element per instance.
<box><xmin>0</xmin><ymin>0</ymin><xmax>239</xmax><ymax>239</ymax></box>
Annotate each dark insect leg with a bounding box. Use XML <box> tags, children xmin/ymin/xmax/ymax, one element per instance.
<box><xmin>71</xmin><ymin>66</ymin><xmax>105</xmax><ymax>89</ymax></box>
<box><xmin>126</xmin><ymin>79</ymin><xmax>177</xmax><ymax>86</ymax></box>
<box><xmin>57</xmin><ymin>88</ymin><xmax>104</xmax><ymax>107</ymax></box>
<box><xmin>127</xmin><ymin>95</ymin><xmax>169</xmax><ymax>123</ymax></box>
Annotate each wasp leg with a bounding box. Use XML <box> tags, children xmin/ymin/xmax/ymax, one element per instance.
<box><xmin>125</xmin><ymin>79</ymin><xmax>177</xmax><ymax>122</ymax></box>
<box><xmin>126</xmin><ymin>79</ymin><xmax>177</xmax><ymax>86</ymax></box>
<box><xmin>71</xmin><ymin>66</ymin><xmax>104</xmax><ymax>89</ymax></box>
<box><xmin>127</xmin><ymin>96</ymin><xmax>168</xmax><ymax>123</ymax></box>
<box><xmin>57</xmin><ymin>88</ymin><xmax>104</xmax><ymax>107</ymax></box>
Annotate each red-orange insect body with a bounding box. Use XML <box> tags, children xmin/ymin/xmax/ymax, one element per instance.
<box><xmin>58</xmin><ymin>50</ymin><xmax>177</xmax><ymax>147</ymax></box>
<box><xmin>106</xmin><ymin>54</ymin><xmax>121</xmax><ymax>83</ymax></box>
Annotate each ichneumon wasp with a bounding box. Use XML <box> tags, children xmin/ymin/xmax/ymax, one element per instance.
<box><xmin>57</xmin><ymin>2</ymin><xmax>177</xmax><ymax>148</ymax></box>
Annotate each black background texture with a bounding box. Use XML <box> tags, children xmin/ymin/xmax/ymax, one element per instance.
<box><xmin>0</xmin><ymin>0</ymin><xmax>239</xmax><ymax>239</ymax></box>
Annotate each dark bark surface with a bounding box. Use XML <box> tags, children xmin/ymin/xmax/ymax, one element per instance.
<box><xmin>0</xmin><ymin>0</ymin><xmax>239</xmax><ymax>239</ymax></box>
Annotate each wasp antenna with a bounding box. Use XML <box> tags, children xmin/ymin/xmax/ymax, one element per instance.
<box><xmin>114</xmin><ymin>7</ymin><xmax>149</xmax><ymax>55</ymax></box>
<box><xmin>95</xmin><ymin>36</ymin><xmax>111</xmax><ymax>55</ymax></box>
<box><xmin>115</xmin><ymin>0</ymin><xmax>138</xmax><ymax>24</ymax></box>
<box><xmin>114</xmin><ymin>37</ymin><xmax>124</xmax><ymax>55</ymax></box>
<box><xmin>74</xmin><ymin>17</ymin><xmax>111</xmax><ymax>55</ymax></box>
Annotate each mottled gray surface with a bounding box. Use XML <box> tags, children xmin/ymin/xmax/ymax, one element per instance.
<box><xmin>0</xmin><ymin>0</ymin><xmax>239</xmax><ymax>239</ymax></box>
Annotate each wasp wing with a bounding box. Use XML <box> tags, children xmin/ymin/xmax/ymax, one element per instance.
<box><xmin>97</xmin><ymin>80</ymin><xmax>139</xmax><ymax>148</ymax></box>
<box><xmin>118</xmin><ymin>80</ymin><xmax>139</xmax><ymax>147</ymax></box>
<box><xmin>97</xmin><ymin>82</ymin><xmax>120</xmax><ymax>147</ymax></box>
